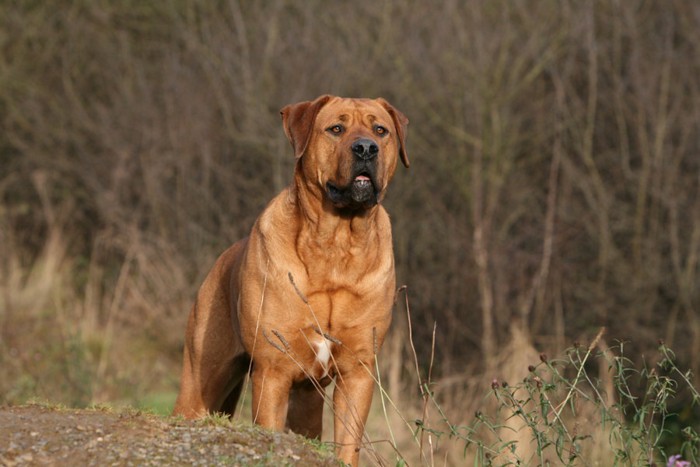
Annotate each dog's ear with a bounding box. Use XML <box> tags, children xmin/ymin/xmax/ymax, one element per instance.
<box><xmin>280</xmin><ymin>95</ymin><xmax>332</xmax><ymax>159</ymax></box>
<box><xmin>377</xmin><ymin>98</ymin><xmax>409</xmax><ymax>168</ymax></box>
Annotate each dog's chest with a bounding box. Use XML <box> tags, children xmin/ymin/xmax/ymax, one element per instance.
<box><xmin>311</xmin><ymin>336</ymin><xmax>333</xmax><ymax>379</ymax></box>
<box><xmin>302</xmin><ymin>244</ymin><xmax>378</xmax><ymax>293</ymax></box>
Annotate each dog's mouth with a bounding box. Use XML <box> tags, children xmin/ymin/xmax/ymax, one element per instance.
<box><xmin>326</xmin><ymin>171</ymin><xmax>379</xmax><ymax>210</ymax></box>
<box><xmin>352</xmin><ymin>173</ymin><xmax>372</xmax><ymax>190</ymax></box>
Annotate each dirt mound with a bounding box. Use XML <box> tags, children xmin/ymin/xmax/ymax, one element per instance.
<box><xmin>0</xmin><ymin>405</ymin><xmax>337</xmax><ymax>466</ymax></box>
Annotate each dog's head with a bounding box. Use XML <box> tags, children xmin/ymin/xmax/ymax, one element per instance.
<box><xmin>281</xmin><ymin>95</ymin><xmax>409</xmax><ymax>211</ymax></box>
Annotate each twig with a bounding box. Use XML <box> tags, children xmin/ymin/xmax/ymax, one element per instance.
<box><xmin>554</xmin><ymin>327</ymin><xmax>605</xmax><ymax>419</ymax></box>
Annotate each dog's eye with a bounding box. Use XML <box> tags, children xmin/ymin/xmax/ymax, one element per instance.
<box><xmin>374</xmin><ymin>125</ymin><xmax>388</xmax><ymax>136</ymax></box>
<box><xmin>327</xmin><ymin>124</ymin><xmax>344</xmax><ymax>135</ymax></box>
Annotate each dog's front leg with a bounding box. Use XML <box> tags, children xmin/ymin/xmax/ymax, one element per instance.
<box><xmin>251</xmin><ymin>366</ymin><xmax>291</xmax><ymax>430</ymax></box>
<box><xmin>333</xmin><ymin>366</ymin><xmax>375</xmax><ymax>467</ymax></box>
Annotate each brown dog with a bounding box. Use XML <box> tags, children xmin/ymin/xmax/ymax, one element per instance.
<box><xmin>173</xmin><ymin>95</ymin><xmax>409</xmax><ymax>466</ymax></box>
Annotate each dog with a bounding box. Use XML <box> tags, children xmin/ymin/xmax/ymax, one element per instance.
<box><xmin>173</xmin><ymin>95</ymin><xmax>409</xmax><ymax>466</ymax></box>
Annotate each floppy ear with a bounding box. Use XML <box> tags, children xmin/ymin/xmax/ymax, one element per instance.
<box><xmin>377</xmin><ymin>98</ymin><xmax>410</xmax><ymax>168</ymax></box>
<box><xmin>280</xmin><ymin>95</ymin><xmax>332</xmax><ymax>159</ymax></box>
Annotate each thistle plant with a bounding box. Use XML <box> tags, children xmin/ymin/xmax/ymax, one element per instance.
<box><xmin>405</xmin><ymin>329</ymin><xmax>699</xmax><ymax>466</ymax></box>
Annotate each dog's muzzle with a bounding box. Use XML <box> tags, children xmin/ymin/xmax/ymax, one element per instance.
<box><xmin>326</xmin><ymin>138</ymin><xmax>381</xmax><ymax>210</ymax></box>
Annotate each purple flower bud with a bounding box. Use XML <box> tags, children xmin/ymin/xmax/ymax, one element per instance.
<box><xmin>667</xmin><ymin>454</ymin><xmax>691</xmax><ymax>467</ymax></box>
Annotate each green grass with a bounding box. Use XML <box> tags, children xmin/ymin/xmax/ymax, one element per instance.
<box><xmin>135</xmin><ymin>391</ymin><xmax>178</xmax><ymax>416</ymax></box>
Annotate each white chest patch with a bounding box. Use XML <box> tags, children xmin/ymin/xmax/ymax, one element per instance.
<box><xmin>315</xmin><ymin>338</ymin><xmax>333</xmax><ymax>378</ymax></box>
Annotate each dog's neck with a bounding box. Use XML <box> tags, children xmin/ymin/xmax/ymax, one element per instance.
<box><xmin>290</xmin><ymin>175</ymin><xmax>381</xmax><ymax>246</ymax></box>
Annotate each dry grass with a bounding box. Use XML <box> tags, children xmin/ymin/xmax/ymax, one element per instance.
<box><xmin>0</xmin><ymin>209</ymin><xmax>189</xmax><ymax>407</ymax></box>
<box><xmin>360</xmin><ymin>325</ymin><xmax>699</xmax><ymax>466</ymax></box>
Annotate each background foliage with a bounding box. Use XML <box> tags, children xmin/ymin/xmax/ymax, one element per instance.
<box><xmin>1</xmin><ymin>0</ymin><xmax>699</xmax><ymax>463</ymax></box>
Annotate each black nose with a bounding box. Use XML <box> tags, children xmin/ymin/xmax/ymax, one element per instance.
<box><xmin>351</xmin><ymin>139</ymin><xmax>379</xmax><ymax>160</ymax></box>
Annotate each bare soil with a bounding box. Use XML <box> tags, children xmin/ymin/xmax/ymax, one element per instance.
<box><xmin>0</xmin><ymin>405</ymin><xmax>338</xmax><ymax>466</ymax></box>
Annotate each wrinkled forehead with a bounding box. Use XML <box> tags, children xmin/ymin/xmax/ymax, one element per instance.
<box><xmin>316</xmin><ymin>97</ymin><xmax>392</xmax><ymax>127</ymax></box>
